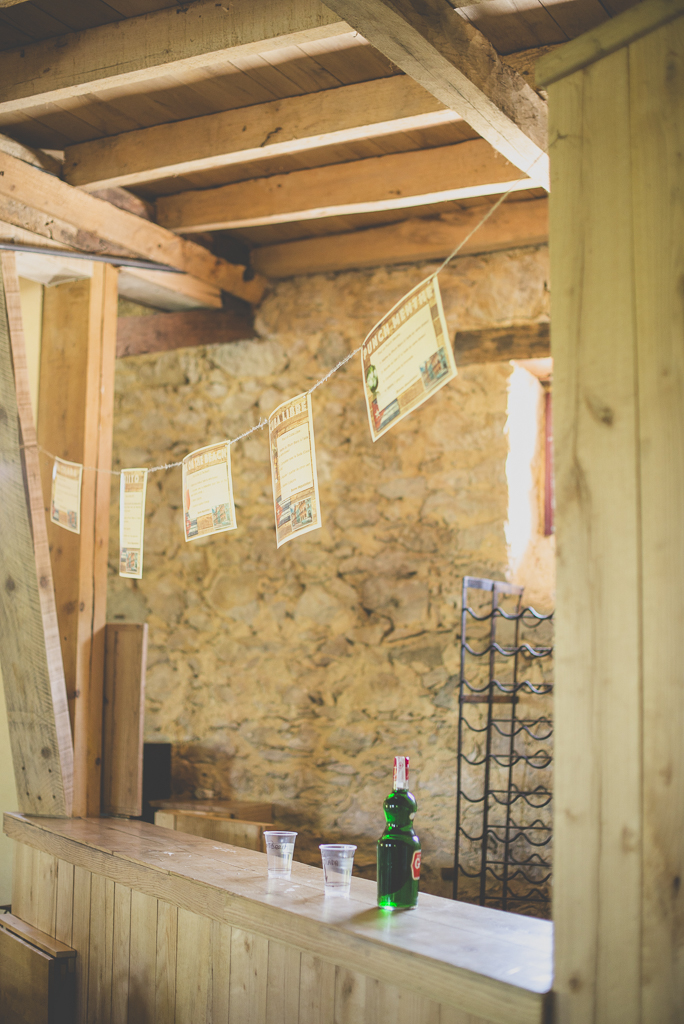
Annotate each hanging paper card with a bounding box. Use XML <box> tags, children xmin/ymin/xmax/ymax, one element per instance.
<box><xmin>50</xmin><ymin>457</ymin><xmax>83</xmax><ymax>534</ymax></box>
<box><xmin>269</xmin><ymin>392</ymin><xmax>321</xmax><ymax>548</ymax></box>
<box><xmin>182</xmin><ymin>442</ymin><xmax>236</xmax><ymax>542</ymax></box>
<box><xmin>361</xmin><ymin>274</ymin><xmax>457</xmax><ymax>442</ymax></box>
<box><xmin>119</xmin><ymin>468</ymin><xmax>148</xmax><ymax>578</ymax></box>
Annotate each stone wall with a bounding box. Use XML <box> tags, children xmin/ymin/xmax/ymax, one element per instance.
<box><xmin>108</xmin><ymin>246</ymin><xmax>553</xmax><ymax>896</ymax></box>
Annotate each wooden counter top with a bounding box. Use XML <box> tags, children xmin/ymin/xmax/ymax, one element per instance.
<box><xmin>4</xmin><ymin>813</ymin><xmax>552</xmax><ymax>1024</ymax></box>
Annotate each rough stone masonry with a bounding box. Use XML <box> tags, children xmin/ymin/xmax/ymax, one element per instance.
<box><xmin>108</xmin><ymin>245</ymin><xmax>554</xmax><ymax>897</ymax></box>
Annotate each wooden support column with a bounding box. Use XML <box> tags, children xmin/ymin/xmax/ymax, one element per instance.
<box><xmin>38</xmin><ymin>264</ymin><xmax>118</xmax><ymax>818</ymax></box>
<box><xmin>537</xmin><ymin>1</ymin><xmax>684</xmax><ymax>1020</ymax></box>
<box><xmin>0</xmin><ymin>252</ymin><xmax>73</xmax><ymax>816</ymax></box>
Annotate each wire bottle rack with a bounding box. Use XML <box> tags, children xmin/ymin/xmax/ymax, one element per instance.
<box><xmin>453</xmin><ymin>576</ymin><xmax>554</xmax><ymax>917</ymax></box>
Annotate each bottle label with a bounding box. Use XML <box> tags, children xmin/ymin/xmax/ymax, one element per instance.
<box><xmin>411</xmin><ymin>850</ymin><xmax>421</xmax><ymax>880</ymax></box>
<box><xmin>393</xmin><ymin>755</ymin><xmax>409</xmax><ymax>790</ymax></box>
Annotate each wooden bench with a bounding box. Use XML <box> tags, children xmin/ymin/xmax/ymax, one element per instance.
<box><xmin>150</xmin><ymin>798</ymin><xmax>273</xmax><ymax>821</ymax></box>
<box><xmin>154</xmin><ymin>808</ymin><xmax>273</xmax><ymax>852</ymax></box>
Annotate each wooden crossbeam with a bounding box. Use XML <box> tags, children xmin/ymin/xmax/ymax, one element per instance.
<box><xmin>323</xmin><ymin>0</ymin><xmax>549</xmax><ymax>189</ymax></box>
<box><xmin>0</xmin><ymin>133</ymin><xmax>61</xmax><ymax>176</ymax></box>
<box><xmin>115</xmin><ymin>306</ymin><xmax>546</xmax><ymax>364</ymax></box>
<box><xmin>157</xmin><ymin>139</ymin><xmax>530</xmax><ymax>233</ymax></box>
<box><xmin>62</xmin><ymin>77</ymin><xmax>459</xmax><ymax>191</ymax></box>
<box><xmin>251</xmin><ymin>197</ymin><xmax>548</xmax><ymax>277</ymax></box>
<box><xmin>0</xmin><ymin>209</ymin><xmax>223</xmax><ymax>310</ymax></box>
<box><xmin>0</xmin><ymin>252</ymin><xmax>74</xmax><ymax>816</ymax></box>
<box><xmin>0</xmin><ymin>0</ymin><xmax>349</xmax><ymax>116</ymax></box>
<box><xmin>116</xmin><ymin>307</ymin><xmax>254</xmax><ymax>358</ymax></box>
<box><xmin>0</xmin><ymin>150</ymin><xmax>263</xmax><ymax>304</ymax></box>
<box><xmin>455</xmin><ymin>323</ymin><xmax>550</xmax><ymax>364</ymax></box>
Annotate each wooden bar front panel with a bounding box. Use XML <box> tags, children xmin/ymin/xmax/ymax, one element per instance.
<box><xmin>6</xmin><ymin>813</ymin><xmax>552</xmax><ymax>1024</ymax></box>
<box><xmin>11</xmin><ymin>843</ymin><xmax>487</xmax><ymax>1024</ymax></box>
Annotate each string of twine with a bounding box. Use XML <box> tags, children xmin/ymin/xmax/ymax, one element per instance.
<box><xmin>23</xmin><ymin>148</ymin><xmax>548</xmax><ymax>478</ymax></box>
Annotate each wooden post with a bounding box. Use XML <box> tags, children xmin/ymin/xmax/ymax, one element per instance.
<box><xmin>0</xmin><ymin>252</ymin><xmax>73</xmax><ymax>816</ymax></box>
<box><xmin>102</xmin><ymin>623</ymin><xmax>147</xmax><ymax>818</ymax></box>
<box><xmin>38</xmin><ymin>264</ymin><xmax>118</xmax><ymax>818</ymax></box>
<box><xmin>537</xmin><ymin>2</ymin><xmax>684</xmax><ymax>1020</ymax></box>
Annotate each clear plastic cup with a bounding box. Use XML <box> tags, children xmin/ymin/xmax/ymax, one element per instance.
<box><xmin>319</xmin><ymin>844</ymin><xmax>357</xmax><ymax>897</ymax></box>
<box><xmin>264</xmin><ymin>831</ymin><xmax>298</xmax><ymax>878</ymax></box>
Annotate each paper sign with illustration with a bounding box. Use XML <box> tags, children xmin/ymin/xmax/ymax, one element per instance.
<box><xmin>269</xmin><ymin>392</ymin><xmax>322</xmax><ymax>548</ymax></box>
<box><xmin>182</xmin><ymin>442</ymin><xmax>236</xmax><ymax>542</ymax></box>
<box><xmin>119</xmin><ymin>468</ymin><xmax>148</xmax><ymax>578</ymax></box>
<box><xmin>361</xmin><ymin>274</ymin><xmax>457</xmax><ymax>442</ymax></box>
<box><xmin>51</xmin><ymin>457</ymin><xmax>83</xmax><ymax>534</ymax></box>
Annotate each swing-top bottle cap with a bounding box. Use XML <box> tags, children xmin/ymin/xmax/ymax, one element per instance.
<box><xmin>393</xmin><ymin>756</ymin><xmax>409</xmax><ymax>790</ymax></box>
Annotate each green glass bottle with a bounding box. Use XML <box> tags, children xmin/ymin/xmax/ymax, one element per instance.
<box><xmin>377</xmin><ymin>755</ymin><xmax>421</xmax><ymax>909</ymax></box>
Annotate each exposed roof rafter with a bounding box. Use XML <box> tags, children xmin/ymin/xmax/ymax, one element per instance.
<box><xmin>62</xmin><ymin>77</ymin><xmax>460</xmax><ymax>191</ymax></box>
<box><xmin>0</xmin><ymin>0</ymin><xmax>349</xmax><ymax>116</ymax></box>
<box><xmin>251</xmin><ymin>197</ymin><xmax>549</xmax><ymax>277</ymax></box>
<box><xmin>157</xmin><ymin>139</ymin><xmax>531</xmax><ymax>233</ymax></box>
<box><xmin>323</xmin><ymin>0</ymin><xmax>549</xmax><ymax>188</ymax></box>
<box><xmin>0</xmin><ymin>150</ymin><xmax>263</xmax><ymax>304</ymax></box>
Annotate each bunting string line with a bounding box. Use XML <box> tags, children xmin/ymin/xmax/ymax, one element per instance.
<box><xmin>19</xmin><ymin>146</ymin><xmax>548</xmax><ymax>478</ymax></box>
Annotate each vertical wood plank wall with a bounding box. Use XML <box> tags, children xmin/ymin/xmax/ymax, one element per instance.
<box><xmin>38</xmin><ymin>265</ymin><xmax>118</xmax><ymax>817</ymax></box>
<box><xmin>11</xmin><ymin>844</ymin><xmax>486</xmax><ymax>1024</ymax></box>
<box><xmin>549</xmin><ymin>12</ymin><xmax>684</xmax><ymax>1024</ymax></box>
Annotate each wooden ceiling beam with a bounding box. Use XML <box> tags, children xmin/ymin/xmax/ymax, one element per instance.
<box><xmin>322</xmin><ymin>0</ymin><xmax>549</xmax><ymax>189</ymax></box>
<box><xmin>0</xmin><ymin>150</ymin><xmax>264</xmax><ymax>304</ymax></box>
<box><xmin>157</xmin><ymin>139</ymin><xmax>531</xmax><ymax>233</ymax></box>
<box><xmin>0</xmin><ymin>133</ymin><xmax>62</xmax><ymax>176</ymax></box>
<box><xmin>455</xmin><ymin>323</ymin><xmax>550</xmax><ymax>365</ymax></box>
<box><xmin>62</xmin><ymin>77</ymin><xmax>460</xmax><ymax>191</ymax></box>
<box><xmin>0</xmin><ymin>0</ymin><xmax>349</xmax><ymax>116</ymax></box>
<box><xmin>0</xmin><ymin>196</ymin><xmax>222</xmax><ymax>309</ymax></box>
<box><xmin>251</xmin><ymin>197</ymin><xmax>548</xmax><ymax>277</ymax></box>
<box><xmin>117</xmin><ymin>308</ymin><xmax>254</xmax><ymax>358</ymax></box>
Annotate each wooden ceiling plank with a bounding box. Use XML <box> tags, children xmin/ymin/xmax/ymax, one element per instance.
<box><xmin>157</xmin><ymin>139</ymin><xmax>530</xmax><ymax>232</ymax></box>
<box><xmin>62</xmin><ymin>77</ymin><xmax>460</xmax><ymax>190</ymax></box>
<box><xmin>0</xmin><ymin>0</ymin><xmax>350</xmax><ymax>115</ymax></box>
<box><xmin>0</xmin><ymin>149</ymin><xmax>264</xmax><ymax>303</ymax></box>
<box><xmin>251</xmin><ymin>197</ymin><xmax>548</xmax><ymax>276</ymax></box>
<box><xmin>456</xmin><ymin>0</ymin><xmax>568</xmax><ymax>55</ymax></box>
<box><xmin>322</xmin><ymin>0</ymin><xmax>549</xmax><ymax>188</ymax></box>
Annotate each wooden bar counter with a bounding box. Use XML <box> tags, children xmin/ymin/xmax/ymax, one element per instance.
<box><xmin>4</xmin><ymin>813</ymin><xmax>552</xmax><ymax>1024</ymax></box>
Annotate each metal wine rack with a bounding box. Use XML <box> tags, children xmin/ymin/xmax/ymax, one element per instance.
<box><xmin>453</xmin><ymin>576</ymin><xmax>554</xmax><ymax>917</ymax></box>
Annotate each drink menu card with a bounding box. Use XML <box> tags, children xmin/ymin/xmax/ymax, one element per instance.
<box><xmin>50</xmin><ymin>456</ymin><xmax>83</xmax><ymax>534</ymax></box>
<box><xmin>269</xmin><ymin>392</ymin><xmax>322</xmax><ymax>547</ymax></box>
<box><xmin>119</xmin><ymin>468</ymin><xmax>148</xmax><ymax>578</ymax></box>
<box><xmin>182</xmin><ymin>442</ymin><xmax>237</xmax><ymax>542</ymax></box>
<box><xmin>361</xmin><ymin>274</ymin><xmax>457</xmax><ymax>442</ymax></box>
